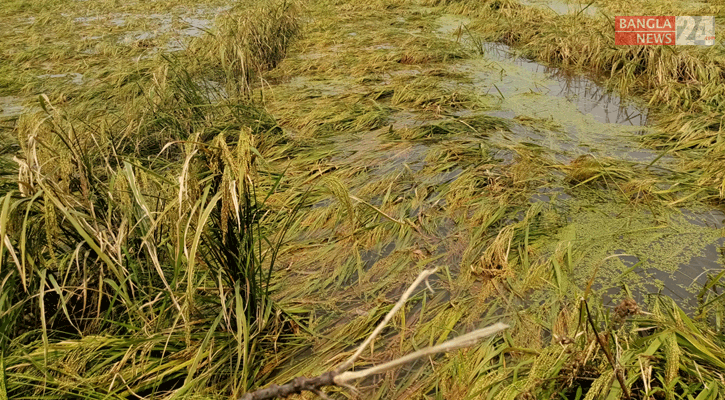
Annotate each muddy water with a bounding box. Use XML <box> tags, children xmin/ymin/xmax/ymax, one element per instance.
<box><xmin>37</xmin><ymin>73</ymin><xmax>84</xmax><ymax>85</ymax></box>
<box><xmin>71</xmin><ymin>7</ymin><xmax>230</xmax><ymax>54</ymax></box>
<box><xmin>331</xmin><ymin>129</ymin><xmax>428</xmax><ymax>177</ymax></box>
<box><xmin>274</xmin><ymin>7</ymin><xmax>723</xmax><ymax>312</ymax></box>
<box><xmin>476</xmin><ymin>44</ymin><xmax>645</xmax><ymax>126</ymax></box>
<box><xmin>436</xmin><ymin>14</ymin><xmax>669</xmax><ymax>166</ymax></box>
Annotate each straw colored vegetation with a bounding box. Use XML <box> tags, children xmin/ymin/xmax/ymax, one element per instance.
<box><xmin>0</xmin><ymin>0</ymin><xmax>724</xmax><ymax>399</ymax></box>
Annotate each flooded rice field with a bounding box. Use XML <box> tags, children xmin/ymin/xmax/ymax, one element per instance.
<box><xmin>518</xmin><ymin>0</ymin><xmax>599</xmax><ymax>16</ymax></box>
<box><xmin>3</xmin><ymin>0</ymin><xmax>725</xmax><ymax>397</ymax></box>
<box><xmin>266</xmin><ymin>8</ymin><xmax>724</xmax><ymax>316</ymax></box>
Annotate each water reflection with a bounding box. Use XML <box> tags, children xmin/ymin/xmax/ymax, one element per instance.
<box><xmin>481</xmin><ymin>42</ymin><xmax>648</xmax><ymax>126</ymax></box>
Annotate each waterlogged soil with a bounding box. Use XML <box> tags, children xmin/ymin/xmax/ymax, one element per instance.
<box><xmin>2</xmin><ymin>1</ymin><xmax>724</xmax><ymax>396</ymax></box>
<box><xmin>69</xmin><ymin>7</ymin><xmax>227</xmax><ymax>45</ymax></box>
<box><xmin>2</xmin><ymin>0</ymin><xmax>723</xmax><ymax>330</ymax></box>
<box><xmin>0</xmin><ymin>96</ymin><xmax>24</xmax><ymax>119</ymax></box>
<box><xmin>0</xmin><ymin>2</ymin><xmax>234</xmax><ymax>97</ymax></box>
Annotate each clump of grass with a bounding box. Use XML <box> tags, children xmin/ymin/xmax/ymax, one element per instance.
<box><xmin>514</xmin><ymin>114</ymin><xmax>563</xmax><ymax>132</ymax></box>
<box><xmin>641</xmin><ymin>110</ymin><xmax>725</xmax><ymax>201</ymax></box>
<box><xmin>333</xmin><ymin>0</ymin><xmax>407</xmax><ymax>11</ymax></box>
<box><xmin>395</xmin><ymin>46</ymin><xmax>467</xmax><ymax>65</ymax></box>
<box><xmin>558</xmin><ymin>155</ymin><xmax>683</xmax><ymax>205</ymax></box>
<box><xmin>456</xmin><ymin>22</ymin><xmax>488</xmax><ymax>55</ymax></box>
<box><xmin>272</xmin><ymin>93</ymin><xmax>391</xmax><ymax>138</ymax></box>
<box><xmin>3</xmin><ymin>70</ymin><xmax>305</xmax><ymax>398</ymax></box>
<box><xmin>189</xmin><ymin>0</ymin><xmax>301</xmax><ymax>97</ymax></box>
<box><xmin>620</xmin><ymin>178</ymin><xmax>659</xmax><ymax>204</ymax></box>
<box><xmin>566</xmin><ymin>154</ymin><xmax>607</xmax><ymax>183</ymax></box>
<box><xmin>564</xmin><ymin>154</ymin><xmax>639</xmax><ymax>187</ymax></box>
<box><xmin>466</xmin><ymin>296</ymin><xmax>725</xmax><ymax>399</ymax></box>
<box><xmin>1</xmin><ymin>1</ymin><xmax>307</xmax><ymax>397</ymax></box>
<box><xmin>419</xmin><ymin>0</ymin><xmax>522</xmax><ymax>14</ymax></box>
<box><xmin>146</xmin><ymin>58</ymin><xmax>283</xmax><ymax>146</ymax></box>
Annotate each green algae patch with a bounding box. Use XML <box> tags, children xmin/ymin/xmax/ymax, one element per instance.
<box><xmin>543</xmin><ymin>195</ymin><xmax>725</xmax><ymax>308</ymax></box>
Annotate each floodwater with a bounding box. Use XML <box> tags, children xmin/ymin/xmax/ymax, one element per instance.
<box><xmin>430</xmin><ymin>13</ymin><xmax>725</xmax><ymax>310</ymax></box>
<box><xmin>70</xmin><ymin>7</ymin><xmax>230</xmax><ymax>53</ymax></box>
<box><xmin>330</xmin><ymin>128</ymin><xmax>429</xmax><ymax>178</ymax></box>
<box><xmin>0</xmin><ymin>97</ymin><xmax>24</xmax><ymax>119</ymax></box>
<box><xmin>37</xmin><ymin>72</ymin><xmax>84</xmax><ymax>85</ymax></box>
<box><xmin>436</xmin><ymin>13</ymin><xmax>666</xmax><ymax>165</ymax></box>
<box><xmin>519</xmin><ymin>0</ymin><xmax>599</xmax><ymax>16</ymax></box>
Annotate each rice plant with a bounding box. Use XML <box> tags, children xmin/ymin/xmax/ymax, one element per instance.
<box><xmin>188</xmin><ymin>0</ymin><xmax>301</xmax><ymax>98</ymax></box>
<box><xmin>0</xmin><ymin>1</ymin><xmax>307</xmax><ymax>397</ymax></box>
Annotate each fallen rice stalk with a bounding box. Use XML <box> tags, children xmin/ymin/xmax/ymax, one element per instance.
<box><xmin>583</xmin><ymin>298</ymin><xmax>631</xmax><ymax>399</ymax></box>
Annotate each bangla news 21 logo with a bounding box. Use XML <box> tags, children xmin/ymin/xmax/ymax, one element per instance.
<box><xmin>615</xmin><ymin>16</ymin><xmax>716</xmax><ymax>46</ymax></box>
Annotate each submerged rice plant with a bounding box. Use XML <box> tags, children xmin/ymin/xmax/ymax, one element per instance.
<box><xmin>2</xmin><ymin>77</ymin><xmax>307</xmax><ymax>399</ymax></box>
<box><xmin>442</xmin><ymin>0</ymin><xmax>725</xmax><ymax>200</ymax></box>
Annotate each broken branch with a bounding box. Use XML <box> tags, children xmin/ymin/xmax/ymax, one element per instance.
<box><xmin>238</xmin><ymin>268</ymin><xmax>509</xmax><ymax>400</ymax></box>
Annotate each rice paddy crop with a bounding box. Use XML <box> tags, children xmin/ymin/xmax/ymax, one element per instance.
<box><xmin>1</xmin><ymin>0</ymin><xmax>725</xmax><ymax>398</ymax></box>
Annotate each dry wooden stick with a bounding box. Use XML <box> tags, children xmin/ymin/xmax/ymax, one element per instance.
<box><xmin>335</xmin><ymin>267</ymin><xmax>439</xmax><ymax>373</ymax></box>
<box><xmin>334</xmin><ymin>323</ymin><xmax>509</xmax><ymax>384</ymax></box>
<box><xmin>239</xmin><ymin>268</ymin><xmax>509</xmax><ymax>400</ymax></box>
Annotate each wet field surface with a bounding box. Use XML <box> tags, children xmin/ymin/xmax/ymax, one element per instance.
<box><xmin>432</xmin><ymin>13</ymin><xmax>724</xmax><ymax>310</ymax></box>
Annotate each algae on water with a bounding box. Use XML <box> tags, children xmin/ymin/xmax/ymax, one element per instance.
<box><xmin>545</xmin><ymin>196</ymin><xmax>725</xmax><ymax>309</ymax></box>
